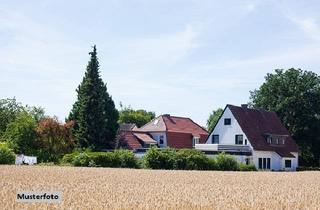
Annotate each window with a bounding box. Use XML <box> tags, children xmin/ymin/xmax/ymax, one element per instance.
<box><xmin>159</xmin><ymin>135</ymin><xmax>164</xmax><ymax>145</ymax></box>
<box><xmin>212</xmin><ymin>135</ymin><xmax>219</xmax><ymax>144</ymax></box>
<box><xmin>258</xmin><ymin>158</ymin><xmax>262</xmax><ymax>169</ymax></box>
<box><xmin>258</xmin><ymin>158</ymin><xmax>271</xmax><ymax>170</ymax></box>
<box><xmin>285</xmin><ymin>160</ymin><xmax>292</xmax><ymax>168</ymax></box>
<box><xmin>224</xmin><ymin>118</ymin><xmax>231</xmax><ymax>125</ymax></box>
<box><xmin>245</xmin><ymin>139</ymin><xmax>247</xmax><ymax>145</ymax></box>
<box><xmin>235</xmin><ymin>135</ymin><xmax>243</xmax><ymax>145</ymax></box>
<box><xmin>193</xmin><ymin>137</ymin><xmax>200</xmax><ymax>147</ymax></box>
<box><xmin>245</xmin><ymin>158</ymin><xmax>250</xmax><ymax>165</ymax></box>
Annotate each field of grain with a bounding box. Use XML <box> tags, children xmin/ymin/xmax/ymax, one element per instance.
<box><xmin>0</xmin><ymin>166</ymin><xmax>319</xmax><ymax>210</ymax></box>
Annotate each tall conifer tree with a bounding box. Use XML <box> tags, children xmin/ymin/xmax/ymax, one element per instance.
<box><xmin>68</xmin><ymin>46</ymin><xmax>119</xmax><ymax>149</ymax></box>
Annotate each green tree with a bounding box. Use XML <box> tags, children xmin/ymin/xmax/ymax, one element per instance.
<box><xmin>3</xmin><ymin>112</ymin><xmax>37</xmax><ymax>155</ymax></box>
<box><xmin>68</xmin><ymin>46</ymin><xmax>119</xmax><ymax>150</ymax></box>
<box><xmin>119</xmin><ymin>105</ymin><xmax>155</xmax><ymax>127</ymax></box>
<box><xmin>250</xmin><ymin>68</ymin><xmax>320</xmax><ymax>166</ymax></box>
<box><xmin>206</xmin><ymin>108</ymin><xmax>223</xmax><ymax>132</ymax></box>
<box><xmin>0</xmin><ymin>98</ymin><xmax>45</xmax><ymax>137</ymax></box>
<box><xmin>0</xmin><ymin>98</ymin><xmax>24</xmax><ymax>137</ymax></box>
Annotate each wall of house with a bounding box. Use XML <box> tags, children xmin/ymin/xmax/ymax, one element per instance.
<box><xmin>281</xmin><ymin>152</ymin><xmax>298</xmax><ymax>171</ymax></box>
<box><xmin>252</xmin><ymin>150</ymin><xmax>282</xmax><ymax>171</ymax></box>
<box><xmin>149</xmin><ymin>132</ymin><xmax>167</xmax><ymax>148</ymax></box>
<box><xmin>166</xmin><ymin>131</ymin><xmax>193</xmax><ymax>148</ymax></box>
<box><xmin>206</xmin><ymin>107</ymin><xmax>251</xmax><ymax>147</ymax></box>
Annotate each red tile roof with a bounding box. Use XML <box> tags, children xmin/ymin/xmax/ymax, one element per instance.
<box><xmin>162</xmin><ymin>115</ymin><xmax>209</xmax><ymax>136</ymax></box>
<box><xmin>133</xmin><ymin>133</ymin><xmax>157</xmax><ymax>144</ymax></box>
<box><xmin>227</xmin><ymin>105</ymin><xmax>299</xmax><ymax>156</ymax></box>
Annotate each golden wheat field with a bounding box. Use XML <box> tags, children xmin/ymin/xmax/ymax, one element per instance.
<box><xmin>0</xmin><ymin>166</ymin><xmax>320</xmax><ymax>210</ymax></box>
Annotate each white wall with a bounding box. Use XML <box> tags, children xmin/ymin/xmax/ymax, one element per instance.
<box><xmin>253</xmin><ymin>151</ymin><xmax>298</xmax><ymax>171</ymax></box>
<box><xmin>206</xmin><ymin>107</ymin><xmax>251</xmax><ymax>147</ymax></box>
<box><xmin>149</xmin><ymin>132</ymin><xmax>167</xmax><ymax>148</ymax></box>
<box><xmin>281</xmin><ymin>152</ymin><xmax>298</xmax><ymax>171</ymax></box>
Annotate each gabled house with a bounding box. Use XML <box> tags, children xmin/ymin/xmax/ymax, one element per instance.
<box><xmin>195</xmin><ymin>104</ymin><xmax>299</xmax><ymax>171</ymax></box>
<box><xmin>117</xmin><ymin>114</ymin><xmax>209</xmax><ymax>150</ymax></box>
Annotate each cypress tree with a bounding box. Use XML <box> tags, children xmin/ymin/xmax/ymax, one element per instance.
<box><xmin>68</xmin><ymin>45</ymin><xmax>119</xmax><ymax>150</ymax></box>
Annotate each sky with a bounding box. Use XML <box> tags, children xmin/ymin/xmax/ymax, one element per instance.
<box><xmin>1</xmin><ymin>0</ymin><xmax>320</xmax><ymax>127</ymax></box>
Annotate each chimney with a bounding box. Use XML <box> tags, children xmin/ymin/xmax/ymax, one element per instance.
<box><xmin>241</xmin><ymin>104</ymin><xmax>248</xmax><ymax>109</ymax></box>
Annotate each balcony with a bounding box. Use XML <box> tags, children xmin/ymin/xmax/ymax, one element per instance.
<box><xmin>195</xmin><ymin>144</ymin><xmax>252</xmax><ymax>155</ymax></box>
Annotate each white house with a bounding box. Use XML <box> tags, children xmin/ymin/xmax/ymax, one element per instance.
<box><xmin>195</xmin><ymin>104</ymin><xmax>299</xmax><ymax>171</ymax></box>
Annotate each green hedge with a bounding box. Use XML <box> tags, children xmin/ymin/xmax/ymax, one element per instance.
<box><xmin>0</xmin><ymin>142</ymin><xmax>15</xmax><ymax>164</ymax></box>
<box><xmin>62</xmin><ymin>150</ymin><xmax>138</xmax><ymax>168</ymax></box>
<box><xmin>144</xmin><ymin>148</ymin><xmax>256</xmax><ymax>171</ymax></box>
<box><xmin>297</xmin><ymin>166</ymin><xmax>320</xmax><ymax>171</ymax></box>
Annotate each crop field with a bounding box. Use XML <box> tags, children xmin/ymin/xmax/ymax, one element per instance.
<box><xmin>0</xmin><ymin>166</ymin><xmax>319</xmax><ymax>210</ymax></box>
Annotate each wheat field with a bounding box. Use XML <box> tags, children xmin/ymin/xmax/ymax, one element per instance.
<box><xmin>0</xmin><ymin>166</ymin><xmax>319</xmax><ymax>210</ymax></box>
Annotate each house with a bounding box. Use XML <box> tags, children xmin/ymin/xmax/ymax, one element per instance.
<box><xmin>195</xmin><ymin>104</ymin><xmax>299</xmax><ymax>171</ymax></box>
<box><xmin>117</xmin><ymin>114</ymin><xmax>209</xmax><ymax>150</ymax></box>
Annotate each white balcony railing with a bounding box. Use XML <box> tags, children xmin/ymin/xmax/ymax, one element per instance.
<box><xmin>195</xmin><ymin>144</ymin><xmax>252</xmax><ymax>153</ymax></box>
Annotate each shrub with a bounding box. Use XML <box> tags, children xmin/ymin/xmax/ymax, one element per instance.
<box><xmin>113</xmin><ymin>150</ymin><xmax>138</xmax><ymax>168</ymax></box>
<box><xmin>72</xmin><ymin>152</ymin><xmax>91</xmax><ymax>167</ymax></box>
<box><xmin>62</xmin><ymin>150</ymin><xmax>138</xmax><ymax>168</ymax></box>
<box><xmin>297</xmin><ymin>166</ymin><xmax>320</xmax><ymax>171</ymax></box>
<box><xmin>175</xmin><ymin>149</ymin><xmax>215</xmax><ymax>170</ymax></box>
<box><xmin>61</xmin><ymin>151</ymin><xmax>80</xmax><ymax>164</ymax></box>
<box><xmin>238</xmin><ymin>163</ymin><xmax>257</xmax><ymax>171</ymax></box>
<box><xmin>0</xmin><ymin>142</ymin><xmax>15</xmax><ymax>164</ymax></box>
<box><xmin>144</xmin><ymin>147</ymin><xmax>176</xmax><ymax>169</ymax></box>
<box><xmin>215</xmin><ymin>152</ymin><xmax>238</xmax><ymax>171</ymax></box>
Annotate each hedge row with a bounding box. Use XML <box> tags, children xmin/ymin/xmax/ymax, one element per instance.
<box><xmin>297</xmin><ymin>166</ymin><xmax>320</xmax><ymax>171</ymax></box>
<box><xmin>61</xmin><ymin>150</ymin><xmax>138</xmax><ymax>168</ymax></box>
<box><xmin>61</xmin><ymin>148</ymin><xmax>256</xmax><ymax>171</ymax></box>
<box><xmin>144</xmin><ymin>147</ymin><xmax>256</xmax><ymax>171</ymax></box>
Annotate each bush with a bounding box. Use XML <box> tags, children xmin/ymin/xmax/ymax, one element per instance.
<box><xmin>297</xmin><ymin>166</ymin><xmax>320</xmax><ymax>171</ymax></box>
<box><xmin>144</xmin><ymin>147</ymin><xmax>176</xmax><ymax>169</ymax></box>
<box><xmin>0</xmin><ymin>142</ymin><xmax>15</xmax><ymax>164</ymax></box>
<box><xmin>113</xmin><ymin>150</ymin><xmax>138</xmax><ymax>168</ymax></box>
<box><xmin>175</xmin><ymin>149</ymin><xmax>215</xmax><ymax>170</ymax></box>
<box><xmin>62</xmin><ymin>150</ymin><xmax>138</xmax><ymax>168</ymax></box>
<box><xmin>72</xmin><ymin>152</ymin><xmax>91</xmax><ymax>167</ymax></box>
<box><xmin>215</xmin><ymin>152</ymin><xmax>238</xmax><ymax>171</ymax></box>
<box><xmin>238</xmin><ymin>163</ymin><xmax>257</xmax><ymax>171</ymax></box>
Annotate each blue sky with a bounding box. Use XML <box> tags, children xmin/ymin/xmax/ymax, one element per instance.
<box><xmin>1</xmin><ymin>0</ymin><xmax>320</xmax><ymax>127</ymax></box>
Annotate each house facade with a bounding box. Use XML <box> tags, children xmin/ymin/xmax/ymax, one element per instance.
<box><xmin>195</xmin><ymin>104</ymin><xmax>299</xmax><ymax>171</ymax></box>
<box><xmin>117</xmin><ymin>114</ymin><xmax>209</xmax><ymax>150</ymax></box>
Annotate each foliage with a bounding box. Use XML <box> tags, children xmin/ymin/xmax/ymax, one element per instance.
<box><xmin>2</xmin><ymin>112</ymin><xmax>37</xmax><ymax>155</ymax></box>
<box><xmin>296</xmin><ymin>166</ymin><xmax>320</xmax><ymax>171</ymax></box>
<box><xmin>119</xmin><ymin>105</ymin><xmax>155</xmax><ymax>127</ymax></box>
<box><xmin>215</xmin><ymin>152</ymin><xmax>238</xmax><ymax>171</ymax></box>
<box><xmin>144</xmin><ymin>148</ymin><xmax>216</xmax><ymax>170</ymax></box>
<box><xmin>0</xmin><ymin>98</ymin><xmax>45</xmax><ymax>138</ymax></box>
<box><xmin>62</xmin><ymin>150</ymin><xmax>138</xmax><ymax>168</ymax></box>
<box><xmin>238</xmin><ymin>163</ymin><xmax>257</xmax><ymax>171</ymax></box>
<box><xmin>206</xmin><ymin>108</ymin><xmax>224</xmax><ymax>132</ymax></box>
<box><xmin>0</xmin><ymin>142</ymin><xmax>15</xmax><ymax>164</ymax></box>
<box><xmin>175</xmin><ymin>149</ymin><xmax>215</xmax><ymax>170</ymax></box>
<box><xmin>68</xmin><ymin>46</ymin><xmax>119</xmax><ymax>150</ymax></box>
<box><xmin>72</xmin><ymin>152</ymin><xmax>91</xmax><ymax>167</ymax></box>
<box><xmin>143</xmin><ymin>147</ymin><xmax>177</xmax><ymax>169</ymax></box>
<box><xmin>250</xmin><ymin>68</ymin><xmax>320</xmax><ymax>166</ymax></box>
<box><xmin>35</xmin><ymin>117</ymin><xmax>75</xmax><ymax>162</ymax></box>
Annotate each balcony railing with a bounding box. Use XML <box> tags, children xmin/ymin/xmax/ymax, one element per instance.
<box><xmin>195</xmin><ymin>144</ymin><xmax>252</xmax><ymax>154</ymax></box>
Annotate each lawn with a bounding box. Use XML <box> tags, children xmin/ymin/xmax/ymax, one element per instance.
<box><xmin>0</xmin><ymin>166</ymin><xmax>319</xmax><ymax>209</ymax></box>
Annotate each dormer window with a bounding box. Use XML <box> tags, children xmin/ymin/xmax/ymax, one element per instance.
<box><xmin>265</xmin><ymin>134</ymin><xmax>286</xmax><ymax>145</ymax></box>
<box><xmin>224</xmin><ymin>118</ymin><xmax>231</xmax><ymax>125</ymax></box>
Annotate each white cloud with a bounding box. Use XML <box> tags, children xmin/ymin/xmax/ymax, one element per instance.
<box><xmin>287</xmin><ymin>15</ymin><xmax>320</xmax><ymax>41</ymax></box>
